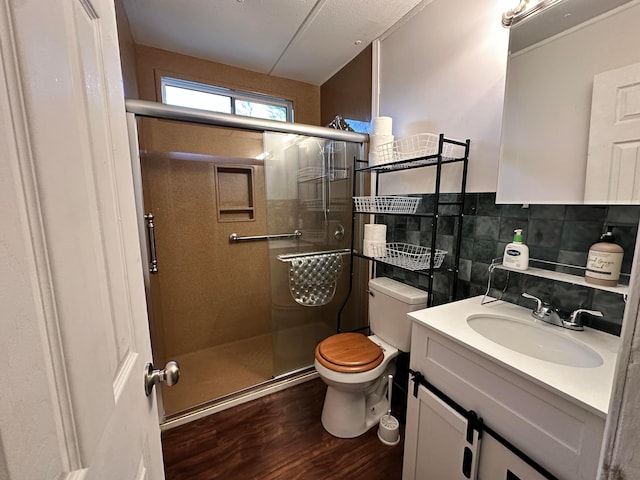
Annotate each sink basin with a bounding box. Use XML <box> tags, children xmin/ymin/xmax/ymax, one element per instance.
<box><xmin>466</xmin><ymin>314</ymin><xmax>604</xmax><ymax>368</ymax></box>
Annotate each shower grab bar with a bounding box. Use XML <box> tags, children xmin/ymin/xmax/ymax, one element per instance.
<box><xmin>229</xmin><ymin>230</ymin><xmax>302</xmax><ymax>243</ymax></box>
<box><xmin>144</xmin><ymin>213</ymin><xmax>159</xmax><ymax>274</ymax></box>
<box><xmin>277</xmin><ymin>249</ymin><xmax>351</xmax><ymax>262</ymax></box>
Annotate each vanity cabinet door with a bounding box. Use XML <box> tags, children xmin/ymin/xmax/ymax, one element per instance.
<box><xmin>478</xmin><ymin>434</ymin><xmax>549</xmax><ymax>480</ymax></box>
<box><xmin>403</xmin><ymin>384</ymin><xmax>480</xmax><ymax>480</ymax></box>
<box><xmin>409</xmin><ymin>322</ymin><xmax>605</xmax><ymax>480</ymax></box>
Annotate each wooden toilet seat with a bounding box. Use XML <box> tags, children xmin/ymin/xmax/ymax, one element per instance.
<box><xmin>314</xmin><ymin>333</ymin><xmax>384</xmax><ymax>373</ymax></box>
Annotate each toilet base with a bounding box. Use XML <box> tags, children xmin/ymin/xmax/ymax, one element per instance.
<box><xmin>320</xmin><ymin>381</ymin><xmax>390</xmax><ymax>438</ymax></box>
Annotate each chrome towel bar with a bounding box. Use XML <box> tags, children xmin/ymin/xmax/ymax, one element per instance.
<box><xmin>277</xmin><ymin>249</ymin><xmax>350</xmax><ymax>262</ymax></box>
<box><xmin>229</xmin><ymin>230</ymin><xmax>302</xmax><ymax>243</ymax></box>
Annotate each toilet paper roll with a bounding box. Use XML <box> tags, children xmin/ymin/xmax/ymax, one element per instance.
<box><xmin>364</xmin><ymin>224</ymin><xmax>387</xmax><ymax>242</ymax></box>
<box><xmin>371</xmin><ymin>116</ymin><xmax>393</xmax><ymax>135</ymax></box>
<box><xmin>363</xmin><ymin>239</ymin><xmax>386</xmax><ymax>258</ymax></box>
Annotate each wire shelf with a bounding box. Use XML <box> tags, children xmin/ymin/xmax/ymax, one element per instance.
<box><xmin>376</xmin><ymin>133</ymin><xmax>465</xmax><ymax>164</ymax></box>
<box><xmin>373</xmin><ymin>243</ymin><xmax>447</xmax><ymax>271</ymax></box>
<box><xmin>353</xmin><ymin>196</ymin><xmax>421</xmax><ymax>214</ymax></box>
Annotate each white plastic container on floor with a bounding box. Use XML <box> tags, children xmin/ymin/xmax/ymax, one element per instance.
<box><xmin>378</xmin><ymin>374</ymin><xmax>400</xmax><ymax>446</ymax></box>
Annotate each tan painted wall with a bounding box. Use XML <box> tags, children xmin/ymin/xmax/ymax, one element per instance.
<box><xmin>321</xmin><ymin>44</ymin><xmax>372</xmax><ymax>127</ymax></box>
<box><xmin>135</xmin><ymin>44</ymin><xmax>321</xmax><ymax>125</ymax></box>
<box><xmin>320</xmin><ymin>48</ymin><xmax>372</xmax><ymax>331</ymax></box>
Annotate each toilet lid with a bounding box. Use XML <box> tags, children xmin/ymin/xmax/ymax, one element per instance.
<box><xmin>315</xmin><ymin>333</ymin><xmax>384</xmax><ymax>373</ymax></box>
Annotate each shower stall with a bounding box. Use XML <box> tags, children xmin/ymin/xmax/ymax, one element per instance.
<box><xmin>126</xmin><ymin>101</ymin><xmax>368</xmax><ymax>421</ymax></box>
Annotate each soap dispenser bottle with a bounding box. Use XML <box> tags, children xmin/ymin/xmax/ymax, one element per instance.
<box><xmin>503</xmin><ymin>228</ymin><xmax>529</xmax><ymax>270</ymax></box>
<box><xmin>585</xmin><ymin>227</ymin><xmax>623</xmax><ymax>287</ymax></box>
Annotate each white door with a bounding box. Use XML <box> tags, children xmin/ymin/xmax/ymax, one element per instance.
<box><xmin>402</xmin><ymin>384</ymin><xmax>481</xmax><ymax>480</ymax></box>
<box><xmin>0</xmin><ymin>0</ymin><xmax>164</xmax><ymax>479</ymax></box>
<box><xmin>585</xmin><ymin>61</ymin><xmax>640</xmax><ymax>204</ymax></box>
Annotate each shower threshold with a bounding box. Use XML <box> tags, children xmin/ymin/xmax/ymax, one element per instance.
<box><xmin>161</xmin><ymin>366</ymin><xmax>318</xmax><ymax>430</ymax></box>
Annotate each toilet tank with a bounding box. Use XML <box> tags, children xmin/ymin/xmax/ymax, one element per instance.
<box><xmin>368</xmin><ymin>277</ymin><xmax>428</xmax><ymax>352</ymax></box>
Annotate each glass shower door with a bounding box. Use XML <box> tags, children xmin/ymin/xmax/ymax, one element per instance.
<box><xmin>137</xmin><ymin>117</ymin><xmax>275</xmax><ymax>417</ymax></box>
<box><xmin>263</xmin><ymin>133</ymin><xmax>362</xmax><ymax>376</ymax></box>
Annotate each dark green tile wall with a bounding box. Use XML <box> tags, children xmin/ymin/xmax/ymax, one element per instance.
<box><xmin>376</xmin><ymin>193</ymin><xmax>638</xmax><ymax>336</ymax></box>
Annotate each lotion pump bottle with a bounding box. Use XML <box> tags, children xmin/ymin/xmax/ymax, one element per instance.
<box><xmin>585</xmin><ymin>227</ymin><xmax>623</xmax><ymax>287</ymax></box>
<box><xmin>503</xmin><ymin>228</ymin><xmax>529</xmax><ymax>270</ymax></box>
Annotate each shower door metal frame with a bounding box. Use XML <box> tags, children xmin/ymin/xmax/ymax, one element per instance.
<box><xmin>125</xmin><ymin>99</ymin><xmax>368</xmax><ymax>143</ymax></box>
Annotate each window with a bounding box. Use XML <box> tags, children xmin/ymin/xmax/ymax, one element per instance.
<box><xmin>344</xmin><ymin>119</ymin><xmax>370</xmax><ymax>134</ymax></box>
<box><xmin>160</xmin><ymin>76</ymin><xmax>293</xmax><ymax>122</ymax></box>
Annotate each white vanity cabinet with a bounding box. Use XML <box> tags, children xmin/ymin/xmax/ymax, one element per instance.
<box><xmin>403</xmin><ymin>318</ymin><xmax>607</xmax><ymax>480</ymax></box>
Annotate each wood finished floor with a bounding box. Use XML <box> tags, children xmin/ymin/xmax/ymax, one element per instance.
<box><xmin>162</xmin><ymin>378</ymin><xmax>405</xmax><ymax>479</ymax></box>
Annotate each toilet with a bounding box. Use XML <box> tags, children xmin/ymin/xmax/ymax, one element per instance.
<box><xmin>314</xmin><ymin>277</ymin><xmax>428</xmax><ymax>438</ymax></box>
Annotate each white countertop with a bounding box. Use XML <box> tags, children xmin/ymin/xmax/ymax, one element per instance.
<box><xmin>409</xmin><ymin>296</ymin><xmax>620</xmax><ymax>417</ymax></box>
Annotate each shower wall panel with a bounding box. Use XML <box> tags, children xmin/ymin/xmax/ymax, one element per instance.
<box><xmin>138</xmin><ymin>119</ymin><xmax>272</xmax><ymax>360</ymax></box>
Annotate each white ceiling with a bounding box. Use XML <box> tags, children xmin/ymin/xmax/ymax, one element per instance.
<box><xmin>122</xmin><ymin>0</ymin><xmax>424</xmax><ymax>86</ymax></box>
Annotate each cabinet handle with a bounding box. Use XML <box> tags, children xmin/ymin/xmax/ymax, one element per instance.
<box><xmin>144</xmin><ymin>213</ymin><xmax>158</xmax><ymax>274</ymax></box>
<box><xmin>462</xmin><ymin>447</ymin><xmax>473</xmax><ymax>478</ymax></box>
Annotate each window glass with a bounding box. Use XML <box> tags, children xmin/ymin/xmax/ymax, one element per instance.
<box><xmin>161</xmin><ymin>77</ymin><xmax>292</xmax><ymax>122</ymax></box>
<box><xmin>163</xmin><ymin>85</ymin><xmax>232</xmax><ymax>113</ymax></box>
<box><xmin>345</xmin><ymin>119</ymin><xmax>371</xmax><ymax>134</ymax></box>
<box><xmin>236</xmin><ymin>100</ymin><xmax>287</xmax><ymax>122</ymax></box>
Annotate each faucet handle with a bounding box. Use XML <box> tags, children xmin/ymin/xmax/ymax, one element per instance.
<box><xmin>561</xmin><ymin>309</ymin><xmax>602</xmax><ymax>331</ymax></box>
<box><xmin>522</xmin><ymin>292</ymin><xmax>544</xmax><ymax>312</ymax></box>
<box><xmin>569</xmin><ymin>309</ymin><xmax>603</xmax><ymax>324</ymax></box>
<box><xmin>521</xmin><ymin>293</ymin><xmax>551</xmax><ymax>321</ymax></box>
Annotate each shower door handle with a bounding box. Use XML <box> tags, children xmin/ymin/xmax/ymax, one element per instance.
<box><xmin>144</xmin><ymin>213</ymin><xmax>159</xmax><ymax>274</ymax></box>
<box><xmin>145</xmin><ymin>360</ymin><xmax>180</xmax><ymax>396</ymax></box>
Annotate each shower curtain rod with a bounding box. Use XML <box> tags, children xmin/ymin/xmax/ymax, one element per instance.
<box><xmin>125</xmin><ymin>99</ymin><xmax>369</xmax><ymax>144</ymax></box>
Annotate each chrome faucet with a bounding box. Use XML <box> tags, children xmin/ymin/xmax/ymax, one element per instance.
<box><xmin>521</xmin><ymin>293</ymin><xmax>603</xmax><ymax>331</ymax></box>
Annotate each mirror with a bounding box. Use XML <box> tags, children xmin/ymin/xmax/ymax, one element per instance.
<box><xmin>496</xmin><ymin>0</ymin><xmax>640</xmax><ymax>204</ymax></box>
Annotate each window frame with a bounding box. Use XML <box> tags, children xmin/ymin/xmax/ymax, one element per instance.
<box><xmin>160</xmin><ymin>76</ymin><xmax>294</xmax><ymax>122</ymax></box>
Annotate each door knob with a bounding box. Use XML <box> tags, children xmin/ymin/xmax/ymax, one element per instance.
<box><xmin>144</xmin><ymin>360</ymin><xmax>180</xmax><ymax>396</ymax></box>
